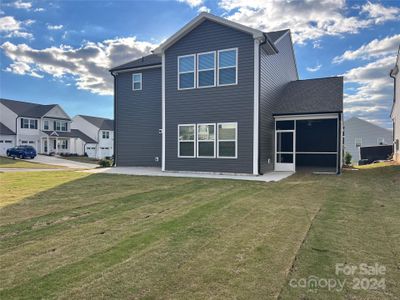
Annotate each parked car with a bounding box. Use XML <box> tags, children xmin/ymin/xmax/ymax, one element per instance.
<box><xmin>6</xmin><ymin>146</ymin><xmax>37</xmax><ymax>159</ymax></box>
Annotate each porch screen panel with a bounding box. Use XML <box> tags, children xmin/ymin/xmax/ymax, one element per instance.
<box><xmin>296</xmin><ymin>119</ymin><xmax>337</xmax><ymax>152</ymax></box>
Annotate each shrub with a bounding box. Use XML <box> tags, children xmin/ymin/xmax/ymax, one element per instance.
<box><xmin>99</xmin><ymin>159</ymin><xmax>112</xmax><ymax>168</ymax></box>
<box><xmin>344</xmin><ymin>152</ymin><xmax>352</xmax><ymax>165</ymax></box>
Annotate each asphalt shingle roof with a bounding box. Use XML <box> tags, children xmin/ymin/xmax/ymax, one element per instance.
<box><xmin>41</xmin><ymin>129</ymin><xmax>97</xmax><ymax>143</ymax></box>
<box><xmin>78</xmin><ymin>115</ymin><xmax>114</xmax><ymax>130</ymax></box>
<box><xmin>273</xmin><ymin>77</ymin><xmax>343</xmax><ymax>115</ymax></box>
<box><xmin>0</xmin><ymin>122</ymin><xmax>15</xmax><ymax>135</ymax></box>
<box><xmin>0</xmin><ymin>98</ymin><xmax>61</xmax><ymax>118</ymax></box>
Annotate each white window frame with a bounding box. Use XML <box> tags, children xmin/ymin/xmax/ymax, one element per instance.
<box><xmin>355</xmin><ymin>138</ymin><xmax>362</xmax><ymax>147</ymax></box>
<box><xmin>217</xmin><ymin>122</ymin><xmax>238</xmax><ymax>159</ymax></box>
<box><xmin>132</xmin><ymin>73</ymin><xmax>142</xmax><ymax>91</ymax></box>
<box><xmin>178</xmin><ymin>124</ymin><xmax>196</xmax><ymax>158</ymax></box>
<box><xmin>217</xmin><ymin>48</ymin><xmax>238</xmax><ymax>87</ymax></box>
<box><xmin>377</xmin><ymin>137</ymin><xmax>384</xmax><ymax>145</ymax></box>
<box><xmin>178</xmin><ymin>54</ymin><xmax>196</xmax><ymax>90</ymax></box>
<box><xmin>197</xmin><ymin>51</ymin><xmax>216</xmax><ymax>88</ymax></box>
<box><xmin>43</xmin><ymin>120</ymin><xmax>49</xmax><ymax>130</ymax></box>
<box><xmin>55</xmin><ymin>121</ymin><xmax>68</xmax><ymax>132</ymax></box>
<box><xmin>197</xmin><ymin>123</ymin><xmax>216</xmax><ymax>158</ymax></box>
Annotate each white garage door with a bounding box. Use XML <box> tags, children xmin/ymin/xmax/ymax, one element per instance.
<box><xmin>85</xmin><ymin>145</ymin><xmax>97</xmax><ymax>158</ymax></box>
<box><xmin>0</xmin><ymin>139</ymin><xmax>14</xmax><ymax>155</ymax></box>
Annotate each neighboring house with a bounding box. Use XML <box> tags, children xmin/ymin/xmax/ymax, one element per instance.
<box><xmin>390</xmin><ymin>46</ymin><xmax>400</xmax><ymax>163</ymax></box>
<box><xmin>110</xmin><ymin>12</ymin><xmax>343</xmax><ymax>174</ymax></box>
<box><xmin>0</xmin><ymin>98</ymin><xmax>94</xmax><ymax>156</ymax></box>
<box><xmin>71</xmin><ymin>115</ymin><xmax>114</xmax><ymax>159</ymax></box>
<box><xmin>344</xmin><ymin>117</ymin><xmax>392</xmax><ymax>163</ymax></box>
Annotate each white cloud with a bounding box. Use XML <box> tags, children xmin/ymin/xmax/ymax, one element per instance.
<box><xmin>198</xmin><ymin>6</ymin><xmax>211</xmax><ymax>13</ymax></box>
<box><xmin>47</xmin><ymin>24</ymin><xmax>63</xmax><ymax>30</ymax></box>
<box><xmin>1</xmin><ymin>37</ymin><xmax>158</xmax><ymax>95</ymax></box>
<box><xmin>343</xmin><ymin>55</ymin><xmax>395</xmax><ymax>128</ymax></box>
<box><xmin>361</xmin><ymin>1</ymin><xmax>400</xmax><ymax>24</ymax></box>
<box><xmin>34</xmin><ymin>8</ymin><xmax>45</xmax><ymax>12</ymax></box>
<box><xmin>218</xmin><ymin>0</ymin><xmax>399</xmax><ymax>44</ymax></box>
<box><xmin>306</xmin><ymin>64</ymin><xmax>322</xmax><ymax>72</ymax></box>
<box><xmin>333</xmin><ymin>34</ymin><xmax>400</xmax><ymax>63</ymax></box>
<box><xmin>12</xmin><ymin>1</ymin><xmax>32</xmax><ymax>10</ymax></box>
<box><xmin>0</xmin><ymin>16</ymin><xmax>34</xmax><ymax>40</ymax></box>
<box><xmin>178</xmin><ymin>0</ymin><xmax>204</xmax><ymax>8</ymax></box>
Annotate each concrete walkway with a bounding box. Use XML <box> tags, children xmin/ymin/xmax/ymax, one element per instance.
<box><xmin>33</xmin><ymin>155</ymin><xmax>98</xmax><ymax>169</ymax></box>
<box><xmin>83</xmin><ymin>167</ymin><xmax>293</xmax><ymax>182</ymax></box>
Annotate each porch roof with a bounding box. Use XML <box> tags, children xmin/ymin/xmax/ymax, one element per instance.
<box><xmin>273</xmin><ymin>77</ymin><xmax>343</xmax><ymax>116</ymax></box>
<box><xmin>42</xmin><ymin>130</ymin><xmax>97</xmax><ymax>143</ymax></box>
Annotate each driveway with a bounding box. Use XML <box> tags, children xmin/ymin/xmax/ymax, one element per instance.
<box><xmin>34</xmin><ymin>155</ymin><xmax>98</xmax><ymax>169</ymax></box>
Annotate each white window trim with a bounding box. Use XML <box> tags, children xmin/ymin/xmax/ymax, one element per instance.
<box><xmin>197</xmin><ymin>123</ymin><xmax>216</xmax><ymax>158</ymax></box>
<box><xmin>377</xmin><ymin>137</ymin><xmax>384</xmax><ymax>145</ymax></box>
<box><xmin>197</xmin><ymin>51</ymin><xmax>216</xmax><ymax>89</ymax></box>
<box><xmin>132</xmin><ymin>73</ymin><xmax>142</xmax><ymax>91</ymax></box>
<box><xmin>102</xmin><ymin>131</ymin><xmax>110</xmax><ymax>139</ymax></box>
<box><xmin>43</xmin><ymin>120</ymin><xmax>49</xmax><ymax>130</ymax></box>
<box><xmin>355</xmin><ymin>138</ymin><xmax>362</xmax><ymax>147</ymax></box>
<box><xmin>217</xmin><ymin>122</ymin><xmax>238</xmax><ymax>159</ymax></box>
<box><xmin>178</xmin><ymin>124</ymin><xmax>196</xmax><ymax>158</ymax></box>
<box><xmin>177</xmin><ymin>54</ymin><xmax>196</xmax><ymax>90</ymax></box>
<box><xmin>217</xmin><ymin>48</ymin><xmax>238</xmax><ymax>87</ymax></box>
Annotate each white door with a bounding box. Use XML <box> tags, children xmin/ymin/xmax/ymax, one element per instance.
<box><xmin>275</xmin><ymin>130</ymin><xmax>295</xmax><ymax>172</ymax></box>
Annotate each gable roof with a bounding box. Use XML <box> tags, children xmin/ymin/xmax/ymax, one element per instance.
<box><xmin>0</xmin><ymin>98</ymin><xmax>58</xmax><ymax>118</ymax></box>
<box><xmin>0</xmin><ymin>122</ymin><xmax>15</xmax><ymax>135</ymax></box>
<box><xmin>78</xmin><ymin>115</ymin><xmax>114</xmax><ymax>130</ymax></box>
<box><xmin>345</xmin><ymin>117</ymin><xmax>392</xmax><ymax>133</ymax></box>
<box><xmin>273</xmin><ymin>77</ymin><xmax>343</xmax><ymax>115</ymax></box>
<box><xmin>152</xmin><ymin>12</ymin><xmax>265</xmax><ymax>55</ymax></box>
<box><xmin>110</xmin><ymin>19</ymin><xmax>289</xmax><ymax>73</ymax></box>
<box><xmin>41</xmin><ymin>129</ymin><xmax>98</xmax><ymax>143</ymax></box>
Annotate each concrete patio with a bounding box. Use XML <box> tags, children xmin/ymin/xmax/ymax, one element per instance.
<box><xmin>83</xmin><ymin>167</ymin><xmax>293</xmax><ymax>182</ymax></box>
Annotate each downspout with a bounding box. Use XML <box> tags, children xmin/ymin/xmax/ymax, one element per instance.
<box><xmin>390</xmin><ymin>69</ymin><xmax>396</xmax><ymax>150</ymax></box>
<box><xmin>111</xmin><ymin>71</ymin><xmax>117</xmax><ymax>166</ymax></box>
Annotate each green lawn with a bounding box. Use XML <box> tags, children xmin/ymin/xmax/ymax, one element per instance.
<box><xmin>0</xmin><ymin>166</ymin><xmax>399</xmax><ymax>299</ymax></box>
<box><xmin>0</xmin><ymin>156</ymin><xmax>62</xmax><ymax>169</ymax></box>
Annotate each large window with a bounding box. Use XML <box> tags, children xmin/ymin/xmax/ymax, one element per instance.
<box><xmin>178</xmin><ymin>124</ymin><xmax>195</xmax><ymax>157</ymax></box>
<box><xmin>132</xmin><ymin>73</ymin><xmax>142</xmax><ymax>91</ymax></box>
<box><xmin>178</xmin><ymin>55</ymin><xmax>195</xmax><ymax>90</ymax></box>
<box><xmin>218</xmin><ymin>48</ymin><xmax>237</xmax><ymax>86</ymax></box>
<box><xmin>217</xmin><ymin>123</ymin><xmax>237</xmax><ymax>158</ymax></box>
<box><xmin>21</xmin><ymin>118</ymin><xmax>37</xmax><ymax>129</ymax></box>
<box><xmin>197</xmin><ymin>124</ymin><xmax>215</xmax><ymax>157</ymax></box>
<box><xmin>54</xmin><ymin>121</ymin><xmax>68</xmax><ymax>132</ymax></box>
<box><xmin>44</xmin><ymin>120</ymin><xmax>49</xmax><ymax>130</ymax></box>
<box><xmin>197</xmin><ymin>52</ymin><xmax>215</xmax><ymax>88</ymax></box>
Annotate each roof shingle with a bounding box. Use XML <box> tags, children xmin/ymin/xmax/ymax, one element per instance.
<box><xmin>0</xmin><ymin>122</ymin><xmax>15</xmax><ymax>135</ymax></box>
<box><xmin>78</xmin><ymin>115</ymin><xmax>114</xmax><ymax>130</ymax></box>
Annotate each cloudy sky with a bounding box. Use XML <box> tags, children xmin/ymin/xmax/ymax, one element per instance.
<box><xmin>0</xmin><ymin>0</ymin><xmax>399</xmax><ymax>128</ymax></box>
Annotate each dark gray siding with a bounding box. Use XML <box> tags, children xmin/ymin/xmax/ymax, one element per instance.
<box><xmin>165</xmin><ymin>19</ymin><xmax>255</xmax><ymax>173</ymax></box>
<box><xmin>259</xmin><ymin>33</ymin><xmax>298</xmax><ymax>173</ymax></box>
<box><xmin>115</xmin><ymin>67</ymin><xmax>161</xmax><ymax>166</ymax></box>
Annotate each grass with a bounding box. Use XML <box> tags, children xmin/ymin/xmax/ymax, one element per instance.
<box><xmin>0</xmin><ymin>165</ymin><xmax>399</xmax><ymax>299</ymax></box>
<box><xmin>0</xmin><ymin>156</ymin><xmax>62</xmax><ymax>169</ymax></box>
<box><xmin>356</xmin><ymin>161</ymin><xmax>398</xmax><ymax>169</ymax></box>
<box><xmin>59</xmin><ymin>156</ymin><xmax>100</xmax><ymax>164</ymax></box>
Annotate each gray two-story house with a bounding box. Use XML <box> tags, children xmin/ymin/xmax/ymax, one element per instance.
<box><xmin>110</xmin><ymin>12</ymin><xmax>343</xmax><ymax>174</ymax></box>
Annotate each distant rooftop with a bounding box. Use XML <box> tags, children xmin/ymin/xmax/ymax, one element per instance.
<box><xmin>78</xmin><ymin>115</ymin><xmax>114</xmax><ymax>131</ymax></box>
<box><xmin>0</xmin><ymin>98</ymin><xmax>65</xmax><ymax>119</ymax></box>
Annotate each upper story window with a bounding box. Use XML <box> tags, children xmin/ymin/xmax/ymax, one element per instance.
<box><xmin>21</xmin><ymin>118</ymin><xmax>37</xmax><ymax>129</ymax></box>
<box><xmin>54</xmin><ymin>121</ymin><xmax>68</xmax><ymax>132</ymax></box>
<box><xmin>178</xmin><ymin>55</ymin><xmax>195</xmax><ymax>90</ymax></box>
<box><xmin>132</xmin><ymin>73</ymin><xmax>142</xmax><ymax>91</ymax></box>
<box><xmin>218</xmin><ymin>48</ymin><xmax>238</xmax><ymax>86</ymax></box>
<box><xmin>197</xmin><ymin>52</ymin><xmax>216</xmax><ymax>88</ymax></box>
<box><xmin>44</xmin><ymin>120</ymin><xmax>49</xmax><ymax>130</ymax></box>
<box><xmin>102</xmin><ymin>131</ymin><xmax>110</xmax><ymax>139</ymax></box>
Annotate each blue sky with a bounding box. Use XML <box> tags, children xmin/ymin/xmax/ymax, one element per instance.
<box><xmin>0</xmin><ymin>0</ymin><xmax>399</xmax><ymax>128</ymax></box>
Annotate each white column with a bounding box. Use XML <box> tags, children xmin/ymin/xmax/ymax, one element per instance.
<box><xmin>47</xmin><ymin>136</ymin><xmax>50</xmax><ymax>155</ymax></box>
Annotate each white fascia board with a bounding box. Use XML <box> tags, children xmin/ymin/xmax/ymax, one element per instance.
<box><xmin>274</xmin><ymin>113</ymin><xmax>340</xmax><ymax>121</ymax></box>
<box><xmin>153</xmin><ymin>12</ymin><xmax>265</xmax><ymax>54</ymax></box>
<box><xmin>112</xmin><ymin>64</ymin><xmax>161</xmax><ymax>74</ymax></box>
